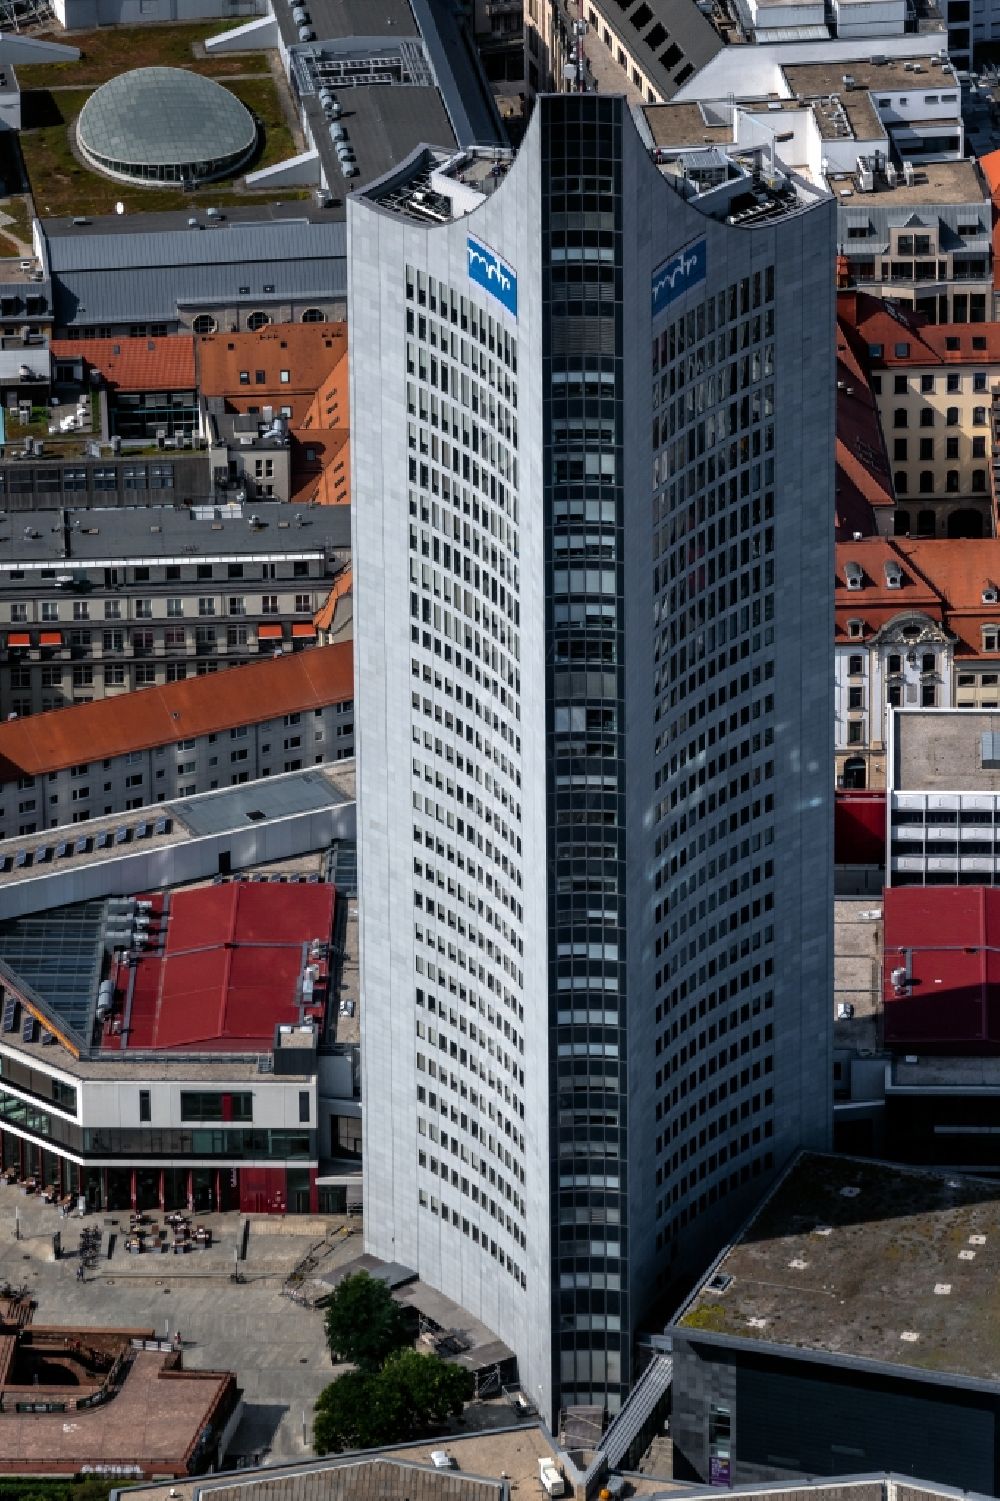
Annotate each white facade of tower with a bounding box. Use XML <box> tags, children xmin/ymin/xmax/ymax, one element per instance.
<box><xmin>351</xmin><ymin>97</ymin><xmax>835</xmax><ymax>1421</ymax></box>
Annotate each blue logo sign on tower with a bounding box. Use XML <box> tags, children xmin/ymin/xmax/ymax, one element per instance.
<box><xmin>467</xmin><ymin>236</ymin><xmax>517</xmax><ymax>318</ymax></box>
<box><xmin>651</xmin><ymin>238</ymin><xmax>707</xmax><ymax>317</ymax></box>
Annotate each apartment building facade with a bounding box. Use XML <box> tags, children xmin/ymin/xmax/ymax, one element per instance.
<box><xmin>840</xmin><ymin>293</ymin><xmax>1000</xmax><ymax>538</ymax></box>
<box><xmin>350</xmin><ymin>96</ymin><xmax>834</xmax><ymax>1420</ymax></box>
<box><xmin>834</xmin><ymin>537</ymin><xmax>1000</xmax><ymax>790</ymax></box>
<box><xmin>0</xmin><ymin>642</ymin><xmax>353</xmax><ymax>838</ymax></box>
<box><xmin>834</xmin><ymin>158</ymin><xmax>992</xmax><ymax>325</ymax></box>
<box><xmin>0</xmin><ymin>502</ymin><xmax>350</xmax><ymax>718</ymax></box>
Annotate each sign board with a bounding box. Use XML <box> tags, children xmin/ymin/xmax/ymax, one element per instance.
<box><xmin>467</xmin><ymin>235</ymin><xmax>518</xmax><ymax>318</ymax></box>
<box><xmin>651</xmin><ymin>238</ymin><xmax>707</xmax><ymax>317</ymax></box>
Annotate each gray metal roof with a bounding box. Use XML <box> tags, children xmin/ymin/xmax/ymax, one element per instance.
<box><xmin>77</xmin><ymin>68</ymin><xmax>257</xmax><ymax>170</ymax></box>
<box><xmin>173</xmin><ymin>767</ymin><xmax>351</xmax><ymax>835</ymax></box>
<box><xmin>42</xmin><ymin>215</ymin><xmax>346</xmax><ymax>327</ymax></box>
<box><xmin>44</xmin><ymin>214</ymin><xmax>346</xmax><ymax>272</ymax></box>
<box><xmin>0</xmin><ymin>500</ymin><xmax>351</xmax><ymax>567</ymax></box>
<box><xmin>836</xmin><ymin>199</ymin><xmax>990</xmax><ymax>254</ymax></box>
<box><xmin>587</xmin><ymin>0</ymin><xmax>723</xmax><ymax>98</ymax></box>
<box><xmin>410</xmin><ymin>0</ymin><xmax>503</xmax><ymax>147</ymax></box>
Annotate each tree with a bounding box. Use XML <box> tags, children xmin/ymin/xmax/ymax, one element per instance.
<box><xmin>313</xmin><ymin>1351</ymin><xmax>474</xmax><ymax>1455</ymax></box>
<box><xmin>322</xmin><ymin>1271</ymin><xmax>411</xmax><ymax>1371</ymax></box>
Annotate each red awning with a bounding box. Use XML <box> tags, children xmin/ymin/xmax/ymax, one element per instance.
<box><xmin>291</xmin><ymin>623</ymin><xmax>316</xmax><ymax>638</ymax></box>
<box><xmin>7</xmin><ymin>633</ymin><xmax>29</xmax><ymax>647</ymax></box>
<box><xmin>39</xmin><ymin>631</ymin><xmax>62</xmax><ymax>646</ymax></box>
<box><xmin>257</xmin><ymin>624</ymin><xmax>283</xmax><ymax>640</ymax></box>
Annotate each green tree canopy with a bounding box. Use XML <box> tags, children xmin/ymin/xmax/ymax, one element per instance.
<box><xmin>313</xmin><ymin>1350</ymin><xmax>474</xmax><ymax>1454</ymax></box>
<box><xmin>322</xmin><ymin>1271</ymin><xmax>411</xmax><ymax>1371</ymax></box>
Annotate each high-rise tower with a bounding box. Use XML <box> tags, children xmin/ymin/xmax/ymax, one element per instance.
<box><xmin>351</xmin><ymin>93</ymin><xmax>834</xmax><ymax>1421</ymax></box>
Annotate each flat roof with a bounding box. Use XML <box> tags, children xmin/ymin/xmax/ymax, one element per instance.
<box><xmin>828</xmin><ymin>158</ymin><xmax>985</xmax><ymax>206</ymax></box>
<box><xmin>105</xmin><ymin>879</ymin><xmax>334</xmax><ymax>1052</ymax></box>
<box><xmin>883</xmin><ymin>886</ymin><xmax>1000</xmax><ymax>1050</ymax></box>
<box><xmin>0</xmin><ymin>501</ymin><xmax>350</xmax><ymax>570</ymax></box>
<box><xmin>782</xmin><ymin>54</ymin><xmax>958</xmax><ymax>99</ymax></box>
<box><xmin>303</xmin><ymin>82</ymin><xmax>456</xmax><ymax>196</ymax></box>
<box><xmin>42</xmin><ymin>201</ymin><xmax>344</xmax><ymax>238</ymax></box>
<box><xmin>643</xmin><ymin>101</ymin><xmax>734</xmax><ymax>148</ymax></box>
<box><xmin>117</xmin><ymin>1424</ymin><xmax>561</xmax><ymax>1501</ymax></box>
<box><xmin>0</xmin><ymin>761</ymin><xmax>355</xmax><ymax>893</ymax></box>
<box><xmin>1</xmin><ymin>1347</ymin><xmax>233</xmax><ymax>1475</ymax></box>
<box><xmin>674</xmin><ymin>1153</ymin><xmax>1000</xmax><ymax>1385</ymax></box>
<box><xmin>893</xmin><ymin>709</ymin><xmax>1000</xmax><ymax>793</ymax></box>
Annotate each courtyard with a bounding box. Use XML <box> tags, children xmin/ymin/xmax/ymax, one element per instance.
<box><xmin>0</xmin><ymin>1180</ymin><xmax>362</xmax><ymax>1463</ymax></box>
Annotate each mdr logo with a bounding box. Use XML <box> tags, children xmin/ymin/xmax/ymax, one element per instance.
<box><xmin>467</xmin><ymin>236</ymin><xmax>518</xmax><ymax>318</ymax></box>
<box><xmin>651</xmin><ymin>238</ymin><xmax>706</xmax><ymax>317</ymax></box>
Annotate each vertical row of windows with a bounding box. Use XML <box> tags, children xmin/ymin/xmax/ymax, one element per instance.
<box><xmin>649</xmin><ymin>254</ymin><xmax>779</xmax><ymax>1268</ymax></box>
<box><xmin>404</xmin><ymin>264</ymin><xmax>528</xmax><ymax>1290</ymax></box>
<box><xmin>544</xmin><ymin>94</ymin><xmax>630</xmax><ymax>1413</ymax></box>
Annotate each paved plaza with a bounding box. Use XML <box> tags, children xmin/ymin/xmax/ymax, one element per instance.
<box><xmin>0</xmin><ymin>1183</ymin><xmax>360</xmax><ymax>1461</ymax></box>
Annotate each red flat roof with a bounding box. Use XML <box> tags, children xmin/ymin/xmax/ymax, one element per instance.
<box><xmin>883</xmin><ymin>886</ymin><xmax>1000</xmax><ymax>1052</ymax></box>
<box><xmin>107</xmin><ymin>880</ymin><xmax>334</xmax><ymax>1053</ymax></box>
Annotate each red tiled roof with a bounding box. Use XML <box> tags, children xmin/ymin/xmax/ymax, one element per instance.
<box><xmin>196</xmin><ymin>323</ymin><xmax>347</xmax><ymax>399</ymax></box>
<box><xmin>835</xmin><ymin>312</ymin><xmax>894</xmax><ymax>539</ymax></box>
<box><xmin>980</xmin><ymin>150</ymin><xmax>1000</xmax><ymax>292</ymax></box>
<box><xmin>834</xmin><ymin>537</ymin><xmax>943</xmax><ymax>641</ymax></box>
<box><xmin>50</xmin><ymin>335</ymin><xmax>195</xmax><ymax>392</ymax></box>
<box><xmin>883</xmin><ymin>886</ymin><xmax>1000</xmax><ymax>1051</ymax></box>
<box><xmin>314</xmin><ymin>568</ymin><xmax>352</xmax><ymax>632</ymax></box>
<box><xmin>837</xmin><ymin>291</ymin><xmax>1000</xmax><ymax>366</ymax></box>
<box><xmin>835</xmin><ymin>536</ymin><xmax>1000</xmax><ymax>656</ymax></box>
<box><xmin>0</xmin><ymin>642</ymin><xmax>352</xmax><ymax>782</ymax></box>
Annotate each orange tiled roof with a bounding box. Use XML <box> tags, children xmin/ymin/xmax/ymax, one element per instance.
<box><xmin>50</xmin><ymin>335</ymin><xmax>196</xmax><ymax>392</ymax></box>
<box><xmin>196</xmin><ymin>322</ymin><xmax>347</xmax><ymax>399</ymax></box>
<box><xmin>0</xmin><ymin>642</ymin><xmax>352</xmax><ymax>782</ymax></box>
<box><xmin>835</xmin><ymin>537</ymin><xmax>1000</xmax><ymax>657</ymax></box>
<box><xmin>980</xmin><ymin>150</ymin><xmax>1000</xmax><ymax>292</ymax></box>
<box><xmin>835</xmin><ymin>314</ymin><xmax>894</xmax><ymax>539</ymax></box>
<box><xmin>837</xmin><ymin>291</ymin><xmax>1000</xmax><ymax>365</ymax></box>
<box><xmin>314</xmin><ymin>568</ymin><xmax>353</xmax><ymax>632</ymax></box>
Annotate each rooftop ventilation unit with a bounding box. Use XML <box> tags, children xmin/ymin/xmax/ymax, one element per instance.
<box><xmin>845</xmin><ymin>560</ymin><xmax>864</xmax><ymax>590</ymax></box>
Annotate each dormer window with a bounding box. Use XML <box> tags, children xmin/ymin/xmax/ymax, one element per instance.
<box><xmin>847</xmin><ymin>618</ymin><xmax>864</xmax><ymax>639</ymax></box>
<box><xmin>984</xmin><ymin>625</ymin><xmax>1000</xmax><ymax>653</ymax></box>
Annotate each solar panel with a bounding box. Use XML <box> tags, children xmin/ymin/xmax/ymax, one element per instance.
<box><xmin>95</xmin><ymin>831</ymin><xmax>111</xmax><ymax>850</ymax></box>
<box><xmin>21</xmin><ymin>1014</ymin><xmax>37</xmax><ymax>1043</ymax></box>
<box><xmin>74</xmin><ymin>837</ymin><xmax>91</xmax><ymax>855</ymax></box>
<box><xmin>153</xmin><ymin>817</ymin><xmax>171</xmax><ymax>836</ymax></box>
<box><xmin>113</xmin><ymin>827</ymin><xmax>129</xmax><ymax>845</ymax></box>
<box><xmin>55</xmin><ymin>842</ymin><xmax>71</xmax><ymax>859</ymax></box>
<box><xmin>41</xmin><ymin>1029</ymin><xmax>55</xmax><ymax>1046</ymax></box>
<box><xmin>13</xmin><ymin>851</ymin><xmax>30</xmax><ymax>869</ymax></box>
<box><xmin>0</xmin><ymin>857</ymin><xmax>10</xmax><ymax>873</ymax></box>
<box><xmin>135</xmin><ymin>822</ymin><xmax>151</xmax><ymax>840</ymax></box>
<box><xmin>1</xmin><ymin>999</ymin><xmax>17</xmax><ymax>1033</ymax></box>
<box><xmin>36</xmin><ymin>847</ymin><xmax>53</xmax><ymax>864</ymax></box>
